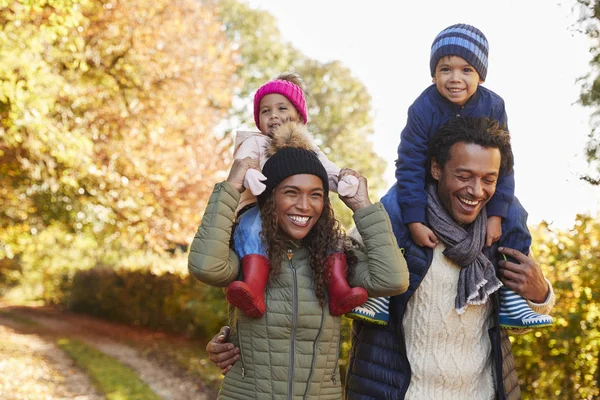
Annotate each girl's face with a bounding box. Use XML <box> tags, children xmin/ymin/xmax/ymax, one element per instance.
<box><xmin>258</xmin><ymin>94</ymin><xmax>300</xmax><ymax>136</ymax></box>
<box><xmin>273</xmin><ymin>174</ymin><xmax>324</xmax><ymax>241</ymax></box>
<box><xmin>433</xmin><ymin>55</ymin><xmax>483</xmax><ymax>106</ymax></box>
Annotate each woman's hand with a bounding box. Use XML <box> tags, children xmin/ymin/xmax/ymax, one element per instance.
<box><xmin>338</xmin><ymin>168</ymin><xmax>372</xmax><ymax>212</ymax></box>
<box><xmin>206</xmin><ymin>326</ymin><xmax>239</xmax><ymax>375</ymax></box>
<box><xmin>227</xmin><ymin>157</ymin><xmax>261</xmax><ymax>193</ymax></box>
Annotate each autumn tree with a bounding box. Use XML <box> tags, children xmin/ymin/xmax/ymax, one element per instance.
<box><xmin>214</xmin><ymin>0</ymin><xmax>387</xmax><ymax>225</ymax></box>
<box><xmin>511</xmin><ymin>216</ymin><xmax>600</xmax><ymax>399</ymax></box>
<box><xmin>75</xmin><ymin>0</ymin><xmax>238</xmax><ymax>248</ymax></box>
<box><xmin>578</xmin><ymin>0</ymin><xmax>600</xmax><ymax>184</ymax></box>
<box><xmin>0</xmin><ymin>0</ymin><xmax>238</xmax><ymax>260</ymax></box>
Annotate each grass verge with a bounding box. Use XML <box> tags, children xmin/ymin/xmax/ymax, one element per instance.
<box><xmin>135</xmin><ymin>338</ymin><xmax>222</xmax><ymax>396</ymax></box>
<box><xmin>57</xmin><ymin>338</ymin><xmax>161</xmax><ymax>400</ymax></box>
<box><xmin>0</xmin><ymin>309</ymin><xmax>40</xmax><ymax>328</ymax></box>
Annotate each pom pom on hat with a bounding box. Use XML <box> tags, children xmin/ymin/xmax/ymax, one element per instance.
<box><xmin>258</xmin><ymin>122</ymin><xmax>328</xmax><ymax>205</ymax></box>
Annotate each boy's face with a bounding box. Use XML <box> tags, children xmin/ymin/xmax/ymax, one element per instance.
<box><xmin>433</xmin><ymin>55</ymin><xmax>483</xmax><ymax>107</ymax></box>
<box><xmin>258</xmin><ymin>93</ymin><xmax>301</xmax><ymax>136</ymax></box>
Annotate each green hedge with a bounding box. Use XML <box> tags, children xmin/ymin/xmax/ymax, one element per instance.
<box><xmin>67</xmin><ymin>267</ymin><xmax>228</xmax><ymax>339</ymax></box>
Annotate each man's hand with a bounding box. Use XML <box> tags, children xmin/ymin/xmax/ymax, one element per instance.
<box><xmin>408</xmin><ymin>222</ymin><xmax>438</xmax><ymax>248</ymax></box>
<box><xmin>498</xmin><ymin>247</ymin><xmax>549</xmax><ymax>303</ymax></box>
<box><xmin>486</xmin><ymin>216</ymin><xmax>502</xmax><ymax>247</ymax></box>
<box><xmin>206</xmin><ymin>326</ymin><xmax>239</xmax><ymax>375</ymax></box>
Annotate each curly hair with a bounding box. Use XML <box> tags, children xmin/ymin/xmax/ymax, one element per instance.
<box><xmin>258</xmin><ymin>192</ymin><xmax>357</xmax><ymax>307</ymax></box>
<box><xmin>425</xmin><ymin>117</ymin><xmax>513</xmax><ymax>183</ymax></box>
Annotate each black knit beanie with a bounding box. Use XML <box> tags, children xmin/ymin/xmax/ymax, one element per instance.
<box><xmin>257</xmin><ymin>146</ymin><xmax>329</xmax><ymax>206</ymax></box>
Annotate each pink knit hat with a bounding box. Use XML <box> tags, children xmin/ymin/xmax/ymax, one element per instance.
<box><xmin>253</xmin><ymin>80</ymin><xmax>308</xmax><ymax>130</ymax></box>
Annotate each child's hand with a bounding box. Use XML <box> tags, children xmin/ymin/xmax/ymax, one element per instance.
<box><xmin>244</xmin><ymin>169</ymin><xmax>267</xmax><ymax>196</ymax></box>
<box><xmin>337</xmin><ymin>174</ymin><xmax>359</xmax><ymax>197</ymax></box>
<box><xmin>408</xmin><ymin>222</ymin><xmax>438</xmax><ymax>248</ymax></box>
<box><xmin>486</xmin><ymin>216</ymin><xmax>502</xmax><ymax>247</ymax></box>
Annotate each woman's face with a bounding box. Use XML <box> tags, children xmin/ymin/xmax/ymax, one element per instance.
<box><xmin>273</xmin><ymin>174</ymin><xmax>325</xmax><ymax>241</ymax></box>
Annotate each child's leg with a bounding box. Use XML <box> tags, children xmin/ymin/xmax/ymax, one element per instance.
<box><xmin>227</xmin><ymin>206</ymin><xmax>270</xmax><ymax>318</ymax></box>
<box><xmin>497</xmin><ymin>197</ymin><xmax>553</xmax><ymax>329</ymax></box>
<box><xmin>345</xmin><ymin>296</ymin><xmax>390</xmax><ymax>325</ymax></box>
<box><xmin>326</xmin><ymin>252</ymin><xmax>368</xmax><ymax>316</ymax></box>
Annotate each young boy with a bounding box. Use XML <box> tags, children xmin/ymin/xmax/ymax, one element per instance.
<box><xmin>347</xmin><ymin>23</ymin><xmax>554</xmax><ymax>329</ymax></box>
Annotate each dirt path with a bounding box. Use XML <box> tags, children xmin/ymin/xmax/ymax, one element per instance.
<box><xmin>0</xmin><ymin>315</ymin><xmax>103</xmax><ymax>400</ymax></box>
<box><xmin>0</xmin><ymin>305</ymin><xmax>212</xmax><ymax>400</ymax></box>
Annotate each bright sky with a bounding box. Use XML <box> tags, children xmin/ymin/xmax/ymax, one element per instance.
<box><xmin>247</xmin><ymin>0</ymin><xmax>600</xmax><ymax>229</ymax></box>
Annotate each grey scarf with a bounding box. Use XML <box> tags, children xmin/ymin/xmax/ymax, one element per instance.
<box><xmin>426</xmin><ymin>184</ymin><xmax>502</xmax><ymax>314</ymax></box>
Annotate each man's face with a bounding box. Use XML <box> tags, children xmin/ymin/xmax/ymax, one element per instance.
<box><xmin>431</xmin><ymin>142</ymin><xmax>501</xmax><ymax>225</ymax></box>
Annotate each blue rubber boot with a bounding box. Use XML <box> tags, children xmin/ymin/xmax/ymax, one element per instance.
<box><xmin>499</xmin><ymin>287</ymin><xmax>553</xmax><ymax>329</ymax></box>
<box><xmin>345</xmin><ymin>296</ymin><xmax>390</xmax><ymax>326</ymax></box>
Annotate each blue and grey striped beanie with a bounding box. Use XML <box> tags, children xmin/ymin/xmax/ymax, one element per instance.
<box><xmin>430</xmin><ymin>23</ymin><xmax>489</xmax><ymax>81</ymax></box>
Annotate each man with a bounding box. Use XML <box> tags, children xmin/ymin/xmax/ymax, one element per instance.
<box><xmin>206</xmin><ymin>117</ymin><xmax>554</xmax><ymax>399</ymax></box>
<box><xmin>345</xmin><ymin>117</ymin><xmax>554</xmax><ymax>399</ymax></box>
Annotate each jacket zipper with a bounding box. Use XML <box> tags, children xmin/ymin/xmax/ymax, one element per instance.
<box><xmin>235</xmin><ymin>321</ymin><xmax>247</xmax><ymax>378</ymax></box>
<box><xmin>304</xmin><ymin>306</ymin><xmax>325</xmax><ymax>397</ymax></box>
<box><xmin>331</xmin><ymin>331</ymin><xmax>342</xmax><ymax>385</ymax></box>
<box><xmin>456</xmin><ymin>105</ymin><xmax>464</xmax><ymax>118</ymax></box>
<box><xmin>287</xmin><ymin>248</ymin><xmax>298</xmax><ymax>399</ymax></box>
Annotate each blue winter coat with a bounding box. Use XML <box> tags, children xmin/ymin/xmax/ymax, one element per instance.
<box><xmin>344</xmin><ymin>185</ymin><xmax>526</xmax><ymax>399</ymax></box>
<box><xmin>396</xmin><ymin>84</ymin><xmax>513</xmax><ymax>224</ymax></box>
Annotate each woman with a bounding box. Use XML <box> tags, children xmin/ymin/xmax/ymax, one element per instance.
<box><xmin>188</xmin><ymin>122</ymin><xmax>408</xmax><ymax>399</ymax></box>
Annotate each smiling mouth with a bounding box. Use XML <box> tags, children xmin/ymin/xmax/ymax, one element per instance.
<box><xmin>458</xmin><ymin>196</ymin><xmax>480</xmax><ymax>207</ymax></box>
<box><xmin>448</xmin><ymin>88</ymin><xmax>464</xmax><ymax>93</ymax></box>
<box><xmin>288</xmin><ymin>215</ymin><xmax>310</xmax><ymax>226</ymax></box>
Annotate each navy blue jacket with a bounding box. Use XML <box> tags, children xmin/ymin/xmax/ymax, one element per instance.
<box><xmin>345</xmin><ymin>185</ymin><xmax>526</xmax><ymax>399</ymax></box>
<box><xmin>396</xmin><ymin>84</ymin><xmax>513</xmax><ymax>224</ymax></box>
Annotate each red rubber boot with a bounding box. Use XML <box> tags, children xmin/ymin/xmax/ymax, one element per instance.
<box><xmin>327</xmin><ymin>252</ymin><xmax>368</xmax><ymax>316</ymax></box>
<box><xmin>226</xmin><ymin>254</ymin><xmax>270</xmax><ymax>318</ymax></box>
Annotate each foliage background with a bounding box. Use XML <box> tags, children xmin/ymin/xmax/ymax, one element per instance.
<box><xmin>0</xmin><ymin>0</ymin><xmax>598</xmax><ymax>398</ymax></box>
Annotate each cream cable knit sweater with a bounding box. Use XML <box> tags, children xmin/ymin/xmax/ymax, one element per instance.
<box><xmin>403</xmin><ymin>244</ymin><xmax>555</xmax><ymax>399</ymax></box>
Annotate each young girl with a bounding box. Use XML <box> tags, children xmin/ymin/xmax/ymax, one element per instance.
<box><xmin>188</xmin><ymin>122</ymin><xmax>409</xmax><ymax>398</ymax></box>
<box><xmin>228</xmin><ymin>72</ymin><xmax>363</xmax><ymax>318</ymax></box>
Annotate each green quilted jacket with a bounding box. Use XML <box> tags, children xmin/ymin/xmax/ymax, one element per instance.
<box><xmin>188</xmin><ymin>182</ymin><xmax>409</xmax><ymax>399</ymax></box>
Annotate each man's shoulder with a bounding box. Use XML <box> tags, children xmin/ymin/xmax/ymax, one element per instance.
<box><xmin>380</xmin><ymin>186</ymin><xmax>409</xmax><ymax>243</ymax></box>
<box><xmin>379</xmin><ymin>186</ymin><xmax>429</xmax><ymax>258</ymax></box>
